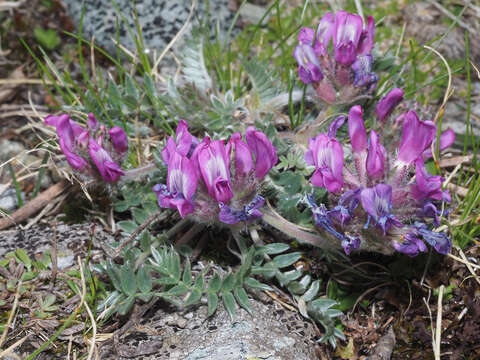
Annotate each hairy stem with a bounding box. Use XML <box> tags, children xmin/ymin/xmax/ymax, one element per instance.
<box><xmin>261</xmin><ymin>208</ymin><xmax>335</xmax><ymax>249</ymax></box>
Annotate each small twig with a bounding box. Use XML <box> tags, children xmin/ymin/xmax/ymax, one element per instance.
<box><xmin>114</xmin><ymin>209</ymin><xmax>165</xmax><ymax>257</ymax></box>
<box><xmin>455</xmin><ymin>246</ymin><xmax>480</xmax><ymax>286</ymax></box>
<box><xmin>350</xmin><ymin>282</ymin><xmax>394</xmax><ymax>314</ymax></box>
<box><xmin>447</xmin><ymin>252</ymin><xmax>480</xmax><ymax>270</ymax></box>
<box><xmin>354</xmin><ymin>0</ymin><xmax>364</xmax><ymax>21</ymax></box>
<box><xmin>49</xmin><ymin>222</ymin><xmax>58</xmax><ymax>291</ymax></box>
<box><xmin>0</xmin><ymin>180</ymin><xmax>70</xmax><ymax>230</ymax></box>
<box><xmin>434</xmin><ymin>285</ymin><xmax>444</xmax><ymax>360</ymax></box>
<box><xmin>447</xmin><ymin>183</ymin><xmax>469</xmax><ymax>197</ymax></box>
<box><xmin>79</xmin><ymin>258</ymin><xmax>97</xmax><ymax>360</ymax></box>
<box><xmin>0</xmin><ymin>335</ymin><xmax>29</xmax><ymax>359</ymax></box>
<box><xmin>151</xmin><ymin>0</ymin><xmax>197</xmax><ymax>78</ymax></box>
<box><xmin>426</xmin><ymin>0</ymin><xmax>470</xmax><ymax>30</ymax></box>
<box><xmin>0</xmin><ymin>280</ymin><xmax>22</xmax><ymax>348</ymax></box>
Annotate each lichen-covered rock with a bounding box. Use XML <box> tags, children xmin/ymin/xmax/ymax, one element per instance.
<box><xmin>99</xmin><ymin>291</ymin><xmax>319</xmax><ymax>360</ymax></box>
<box><xmin>61</xmin><ymin>0</ymin><xmax>235</xmax><ymax>54</ymax></box>
<box><xmin>0</xmin><ymin>220</ymin><xmax>113</xmax><ymax>259</ymax></box>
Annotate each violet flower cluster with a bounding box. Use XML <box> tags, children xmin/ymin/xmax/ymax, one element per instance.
<box><xmin>45</xmin><ymin>113</ymin><xmax>128</xmax><ymax>183</ymax></box>
<box><xmin>153</xmin><ymin>121</ymin><xmax>278</xmax><ymax>225</ymax></box>
<box><xmin>305</xmin><ymin>88</ymin><xmax>455</xmax><ymax>256</ymax></box>
<box><xmin>293</xmin><ymin>11</ymin><xmax>378</xmax><ymax>104</ymax></box>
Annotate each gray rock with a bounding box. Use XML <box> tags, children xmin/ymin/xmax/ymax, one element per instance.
<box><xmin>62</xmin><ymin>0</ymin><xmax>236</xmax><ymax>55</ymax></box>
<box><xmin>0</xmin><ymin>220</ymin><xmax>115</xmax><ymax>258</ymax></box>
<box><xmin>0</xmin><ymin>185</ymin><xmax>23</xmax><ymax>212</ymax></box>
<box><xmin>0</xmin><ymin>139</ymin><xmax>25</xmax><ymax>163</ymax></box>
<box><xmin>99</xmin><ymin>293</ymin><xmax>319</xmax><ymax>360</ymax></box>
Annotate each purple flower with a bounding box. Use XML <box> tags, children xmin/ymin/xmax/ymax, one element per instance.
<box><xmin>332</xmin><ymin>11</ymin><xmax>364</xmax><ymax>66</ymax></box>
<box><xmin>376</xmin><ymin>88</ymin><xmax>404</xmax><ymax>123</ymax></box>
<box><xmin>422</xmin><ymin>128</ymin><xmax>455</xmax><ymax>160</ymax></box>
<box><xmin>366</xmin><ymin>130</ymin><xmax>386</xmax><ymax>180</ymax></box>
<box><xmin>356</xmin><ymin>15</ymin><xmax>375</xmax><ymax>56</ymax></box>
<box><xmin>108</xmin><ymin>126</ymin><xmax>129</xmax><ymax>154</ymax></box>
<box><xmin>245</xmin><ymin>127</ymin><xmax>278</xmax><ymax>179</ymax></box>
<box><xmin>360</xmin><ymin>184</ymin><xmax>403</xmax><ymax>234</ymax></box>
<box><xmin>161</xmin><ymin>120</ymin><xmax>198</xmax><ymax>164</ymax></box>
<box><xmin>195</xmin><ymin>138</ymin><xmax>234</xmax><ymax>203</ymax></box>
<box><xmin>293</xmin><ymin>43</ymin><xmax>323</xmax><ymax>84</ymax></box>
<box><xmin>415</xmin><ymin>222</ymin><xmax>452</xmax><ymax>254</ymax></box>
<box><xmin>87</xmin><ymin>113</ymin><xmax>99</xmax><ymax>132</ymax></box>
<box><xmin>327</xmin><ymin>115</ymin><xmax>346</xmax><ymax>138</ymax></box>
<box><xmin>218</xmin><ymin>195</ymin><xmax>265</xmax><ymax>225</ymax></box>
<box><xmin>306</xmin><ymin>195</ymin><xmax>360</xmax><ymax>254</ymax></box>
<box><xmin>88</xmin><ymin>137</ymin><xmax>125</xmax><ymax>182</ymax></box>
<box><xmin>226</xmin><ymin>132</ymin><xmax>253</xmax><ymax>178</ymax></box>
<box><xmin>397</xmin><ymin>111</ymin><xmax>436</xmax><ymax>165</ymax></box>
<box><xmin>348</xmin><ymin>105</ymin><xmax>368</xmax><ymax>153</ymax></box>
<box><xmin>316</xmin><ymin>13</ymin><xmax>335</xmax><ymax>55</ymax></box>
<box><xmin>46</xmin><ymin>114</ymin><xmax>89</xmax><ymax>171</ymax></box>
<box><xmin>329</xmin><ymin>189</ymin><xmax>360</xmax><ymax>227</ymax></box>
<box><xmin>410</xmin><ymin>159</ymin><xmax>449</xmax><ymax>202</ymax></box>
<box><xmin>153</xmin><ymin>151</ymin><xmax>197</xmax><ymax>218</ymax></box>
<box><xmin>351</xmin><ymin>54</ymin><xmax>378</xmax><ymax>89</ymax></box>
<box><xmin>305</xmin><ymin>134</ymin><xmax>344</xmax><ymax>193</ymax></box>
<box><xmin>421</xmin><ymin>202</ymin><xmax>442</xmax><ymax>226</ymax></box>
<box><xmin>393</xmin><ymin>231</ymin><xmax>427</xmax><ymax>257</ymax></box>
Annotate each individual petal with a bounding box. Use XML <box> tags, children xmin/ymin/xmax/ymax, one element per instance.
<box><xmin>366</xmin><ymin>130</ymin><xmax>386</xmax><ymax>180</ymax></box>
<box><xmin>293</xmin><ymin>44</ymin><xmax>323</xmax><ymax>84</ymax></box>
<box><xmin>316</xmin><ymin>12</ymin><xmax>335</xmax><ymax>55</ymax></box>
<box><xmin>393</xmin><ymin>231</ymin><xmax>427</xmax><ymax>257</ymax></box>
<box><xmin>422</xmin><ymin>128</ymin><xmax>455</xmax><ymax>160</ymax></box>
<box><xmin>341</xmin><ymin>235</ymin><xmax>360</xmax><ymax>255</ymax></box>
<box><xmin>397</xmin><ymin>111</ymin><xmax>436</xmax><ymax>165</ymax></box>
<box><xmin>307</xmin><ymin>134</ymin><xmax>344</xmax><ymax>193</ymax></box>
<box><xmin>226</xmin><ymin>132</ymin><xmax>253</xmax><ymax>177</ymax></box>
<box><xmin>351</xmin><ymin>54</ymin><xmax>378</xmax><ymax>89</ymax></box>
<box><xmin>87</xmin><ymin>113</ymin><xmax>99</xmax><ymax>132</ymax></box>
<box><xmin>197</xmin><ymin>139</ymin><xmax>233</xmax><ymax>203</ymax></box>
<box><xmin>410</xmin><ymin>158</ymin><xmax>447</xmax><ymax>201</ymax></box>
<box><xmin>161</xmin><ymin>137</ymin><xmax>177</xmax><ymax>165</ymax></box>
<box><xmin>306</xmin><ymin>195</ymin><xmax>360</xmax><ymax>254</ymax></box>
<box><xmin>167</xmin><ymin>151</ymin><xmax>198</xmax><ymax>201</ymax></box>
<box><xmin>175</xmin><ymin>120</ymin><xmax>196</xmax><ymax>157</ymax></box>
<box><xmin>327</xmin><ymin>115</ymin><xmax>346</xmax><ymax>138</ymax></box>
<box><xmin>88</xmin><ymin>138</ymin><xmax>125</xmax><ymax>182</ymax></box>
<box><xmin>333</xmin><ymin>11</ymin><xmax>363</xmax><ymax>65</ymax></box>
<box><xmin>298</xmin><ymin>27</ymin><xmax>315</xmax><ymax>44</ymax></box>
<box><xmin>356</xmin><ymin>15</ymin><xmax>375</xmax><ymax>56</ymax></box>
<box><xmin>56</xmin><ymin>116</ymin><xmax>89</xmax><ymax>171</ymax></box>
<box><xmin>415</xmin><ymin>222</ymin><xmax>452</xmax><ymax>255</ymax></box>
<box><xmin>245</xmin><ymin>127</ymin><xmax>278</xmax><ymax>179</ymax></box>
<box><xmin>218</xmin><ymin>195</ymin><xmax>265</xmax><ymax>225</ymax></box>
<box><xmin>361</xmin><ymin>184</ymin><xmax>402</xmax><ymax>234</ymax></box>
<box><xmin>108</xmin><ymin>126</ymin><xmax>129</xmax><ymax>154</ymax></box>
<box><xmin>348</xmin><ymin>105</ymin><xmax>367</xmax><ymax>153</ymax></box>
<box><xmin>376</xmin><ymin>88</ymin><xmax>404</xmax><ymax>123</ymax></box>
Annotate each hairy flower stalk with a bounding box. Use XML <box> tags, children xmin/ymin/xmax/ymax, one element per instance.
<box><xmin>45</xmin><ymin>113</ymin><xmax>128</xmax><ymax>183</ymax></box>
<box><xmin>305</xmin><ymin>88</ymin><xmax>455</xmax><ymax>256</ymax></box>
<box><xmin>153</xmin><ymin>121</ymin><xmax>278</xmax><ymax>226</ymax></box>
<box><xmin>293</xmin><ymin>11</ymin><xmax>378</xmax><ymax>104</ymax></box>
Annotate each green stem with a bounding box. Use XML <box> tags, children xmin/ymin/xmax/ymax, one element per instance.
<box><xmin>261</xmin><ymin>208</ymin><xmax>334</xmax><ymax>249</ymax></box>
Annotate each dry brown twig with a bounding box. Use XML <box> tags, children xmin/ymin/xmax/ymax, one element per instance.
<box><xmin>0</xmin><ymin>180</ymin><xmax>70</xmax><ymax>230</ymax></box>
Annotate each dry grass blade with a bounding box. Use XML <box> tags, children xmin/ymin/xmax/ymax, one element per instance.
<box><xmin>455</xmin><ymin>246</ymin><xmax>480</xmax><ymax>286</ymax></box>
<box><xmin>78</xmin><ymin>258</ymin><xmax>97</xmax><ymax>360</ymax></box>
<box><xmin>434</xmin><ymin>285</ymin><xmax>444</xmax><ymax>360</ymax></box>
<box><xmin>0</xmin><ymin>335</ymin><xmax>29</xmax><ymax>359</ymax></box>
<box><xmin>0</xmin><ymin>280</ymin><xmax>22</xmax><ymax>348</ymax></box>
<box><xmin>151</xmin><ymin>0</ymin><xmax>197</xmax><ymax>79</ymax></box>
